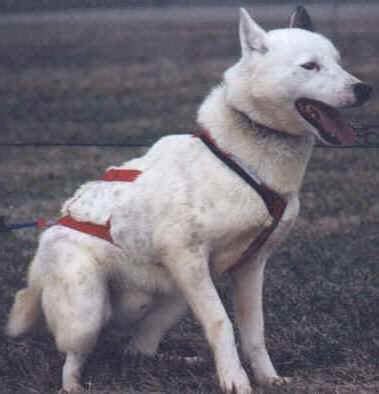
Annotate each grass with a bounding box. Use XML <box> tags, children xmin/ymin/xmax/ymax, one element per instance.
<box><xmin>0</xmin><ymin>6</ymin><xmax>378</xmax><ymax>393</ymax></box>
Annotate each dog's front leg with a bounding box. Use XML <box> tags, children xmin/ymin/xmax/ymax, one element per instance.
<box><xmin>231</xmin><ymin>194</ymin><xmax>299</xmax><ymax>387</ymax></box>
<box><xmin>162</xmin><ymin>247</ymin><xmax>252</xmax><ymax>394</ymax></box>
<box><xmin>232</xmin><ymin>258</ymin><xmax>287</xmax><ymax>386</ymax></box>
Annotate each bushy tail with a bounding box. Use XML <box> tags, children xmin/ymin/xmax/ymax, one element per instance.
<box><xmin>6</xmin><ymin>287</ymin><xmax>41</xmax><ymax>337</ymax></box>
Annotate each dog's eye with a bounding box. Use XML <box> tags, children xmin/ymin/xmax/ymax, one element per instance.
<box><xmin>301</xmin><ymin>61</ymin><xmax>320</xmax><ymax>71</ymax></box>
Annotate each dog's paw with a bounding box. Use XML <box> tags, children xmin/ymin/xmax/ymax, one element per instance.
<box><xmin>272</xmin><ymin>376</ymin><xmax>292</xmax><ymax>385</ymax></box>
<box><xmin>58</xmin><ymin>382</ymin><xmax>85</xmax><ymax>393</ymax></box>
<box><xmin>258</xmin><ymin>375</ymin><xmax>292</xmax><ymax>387</ymax></box>
<box><xmin>219</xmin><ymin>367</ymin><xmax>252</xmax><ymax>394</ymax></box>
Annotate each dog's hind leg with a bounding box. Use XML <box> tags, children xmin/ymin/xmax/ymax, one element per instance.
<box><xmin>128</xmin><ymin>293</ymin><xmax>187</xmax><ymax>356</ymax></box>
<box><xmin>162</xmin><ymin>247</ymin><xmax>252</xmax><ymax>394</ymax></box>
<box><xmin>61</xmin><ymin>352</ymin><xmax>88</xmax><ymax>393</ymax></box>
<box><xmin>41</xmin><ymin>246</ymin><xmax>111</xmax><ymax>392</ymax></box>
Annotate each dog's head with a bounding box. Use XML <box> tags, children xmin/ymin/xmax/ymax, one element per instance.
<box><xmin>224</xmin><ymin>6</ymin><xmax>372</xmax><ymax>145</ymax></box>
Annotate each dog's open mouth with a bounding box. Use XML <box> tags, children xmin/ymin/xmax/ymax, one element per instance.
<box><xmin>295</xmin><ymin>98</ymin><xmax>356</xmax><ymax>145</ymax></box>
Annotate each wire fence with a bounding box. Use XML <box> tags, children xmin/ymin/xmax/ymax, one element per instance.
<box><xmin>0</xmin><ymin>1</ymin><xmax>373</xmax><ymax>14</ymax></box>
<box><xmin>1</xmin><ymin>125</ymin><xmax>378</xmax><ymax>149</ymax></box>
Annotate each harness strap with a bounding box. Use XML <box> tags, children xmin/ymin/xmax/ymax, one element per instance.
<box><xmin>101</xmin><ymin>168</ymin><xmax>142</xmax><ymax>182</ymax></box>
<box><xmin>4</xmin><ymin>133</ymin><xmax>286</xmax><ymax>267</ymax></box>
<box><xmin>195</xmin><ymin>130</ymin><xmax>287</xmax><ymax>269</ymax></box>
<box><xmin>57</xmin><ymin>168</ymin><xmax>142</xmax><ymax>243</ymax></box>
<box><xmin>58</xmin><ymin>216</ymin><xmax>113</xmax><ymax>243</ymax></box>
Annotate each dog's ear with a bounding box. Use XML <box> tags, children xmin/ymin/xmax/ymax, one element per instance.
<box><xmin>239</xmin><ymin>8</ymin><xmax>268</xmax><ymax>56</ymax></box>
<box><xmin>289</xmin><ymin>6</ymin><xmax>314</xmax><ymax>31</ymax></box>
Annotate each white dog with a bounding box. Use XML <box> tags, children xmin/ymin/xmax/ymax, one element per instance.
<box><xmin>6</xmin><ymin>6</ymin><xmax>371</xmax><ymax>394</ymax></box>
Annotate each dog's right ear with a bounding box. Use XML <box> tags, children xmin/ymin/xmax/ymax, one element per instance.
<box><xmin>289</xmin><ymin>6</ymin><xmax>314</xmax><ymax>31</ymax></box>
<box><xmin>239</xmin><ymin>8</ymin><xmax>268</xmax><ymax>56</ymax></box>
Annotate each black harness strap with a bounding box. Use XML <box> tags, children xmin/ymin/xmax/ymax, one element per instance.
<box><xmin>196</xmin><ymin>131</ymin><xmax>287</xmax><ymax>269</ymax></box>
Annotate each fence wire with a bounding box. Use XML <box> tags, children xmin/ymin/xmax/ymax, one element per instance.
<box><xmin>0</xmin><ymin>125</ymin><xmax>378</xmax><ymax>149</ymax></box>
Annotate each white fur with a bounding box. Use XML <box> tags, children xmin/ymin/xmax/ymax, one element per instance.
<box><xmin>6</xmin><ymin>8</ymin><xmax>365</xmax><ymax>394</ymax></box>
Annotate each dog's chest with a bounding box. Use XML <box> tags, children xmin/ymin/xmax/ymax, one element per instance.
<box><xmin>164</xmin><ymin>174</ymin><xmax>275</xmax><ymax>274</ymax></box>
<box><xmin>209</xmin><ymin>209</ymin><xmax>273</xmax><ymax>274</ymax></box>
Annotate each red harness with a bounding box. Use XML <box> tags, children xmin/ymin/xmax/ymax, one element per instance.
<box><xmin>57</xmin><ymin>133</ymin><xmax>286</xmax><ymax>270</ymax></box>
<box><xmin>195</xmin><ymin>131</ymin><xmax>287</xmax><ymax>269</ymax></box>
<box><xmin>57</xmin><ymin>168</ymin><xmax>142</xmax><ymax>243</ymax></box>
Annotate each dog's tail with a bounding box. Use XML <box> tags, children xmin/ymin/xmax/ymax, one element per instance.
<box><xmin>6</xmin><ymin>250</ymin><xmax>45</xmax><ymax>338</ymax></box>
<box><xmin>6</xmin><ymin>286</ymin><xmax>41</xmax><ymax>337</ymax></box>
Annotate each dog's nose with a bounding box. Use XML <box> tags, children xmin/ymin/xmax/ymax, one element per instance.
<box><xmin>353</xmin><ymin>83</ymin><xmax>373</xmax><ymax>104</ymax></box>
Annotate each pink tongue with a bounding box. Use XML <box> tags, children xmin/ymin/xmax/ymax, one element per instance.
<box><xmin>319</xmin><ymin>108</ymin><xmax>356</xmax><ymax>145</ymax></box>
<box><xmin>335</xmin><ymin>121</ymin><xmax>356</xmax><ymax>145</ymax></box>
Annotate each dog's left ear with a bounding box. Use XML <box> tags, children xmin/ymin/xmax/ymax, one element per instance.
<box><xmin>289</xmin><ymin>6</ymin><xmax>314</xmax><ymax>31</ymax></box>
<box><xmin>239</xmin><ymin>8</ymin><xmax>268</xmax><ymax>56</ymax></box>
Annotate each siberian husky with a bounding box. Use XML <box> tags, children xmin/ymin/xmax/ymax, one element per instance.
<box><xmin>6</xmin><ymin>6</ymin><xmax>371</xmax><ymax>394</ymax></box>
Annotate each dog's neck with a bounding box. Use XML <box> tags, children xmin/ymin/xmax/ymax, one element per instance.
<box><xmin>197</xmin><ymin>85</ymin><xmax>315</xmax><ymax>195</ymax></box>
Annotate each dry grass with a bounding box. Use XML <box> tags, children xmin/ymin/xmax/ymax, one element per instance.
<box><xmin>0</xmin><ymin>6</ymin><xmax>378</xmax><ymax>393</ymax></box>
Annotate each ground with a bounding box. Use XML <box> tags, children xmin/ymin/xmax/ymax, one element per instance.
<box><xmin>0</xmin><ymin>5</ymin><xmax>378</xmax><ymax>393</ymax></box>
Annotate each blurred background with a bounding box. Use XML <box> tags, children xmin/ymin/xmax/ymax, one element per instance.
<box><xmin>0</xmin><ymin>1</ymin><xmax>378</xmax><ymax>393</ymax></box>
<box><xmin>0</xmin><ymin>0</ymin><xmax>377</xmax><ymax>14</ymax></box>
